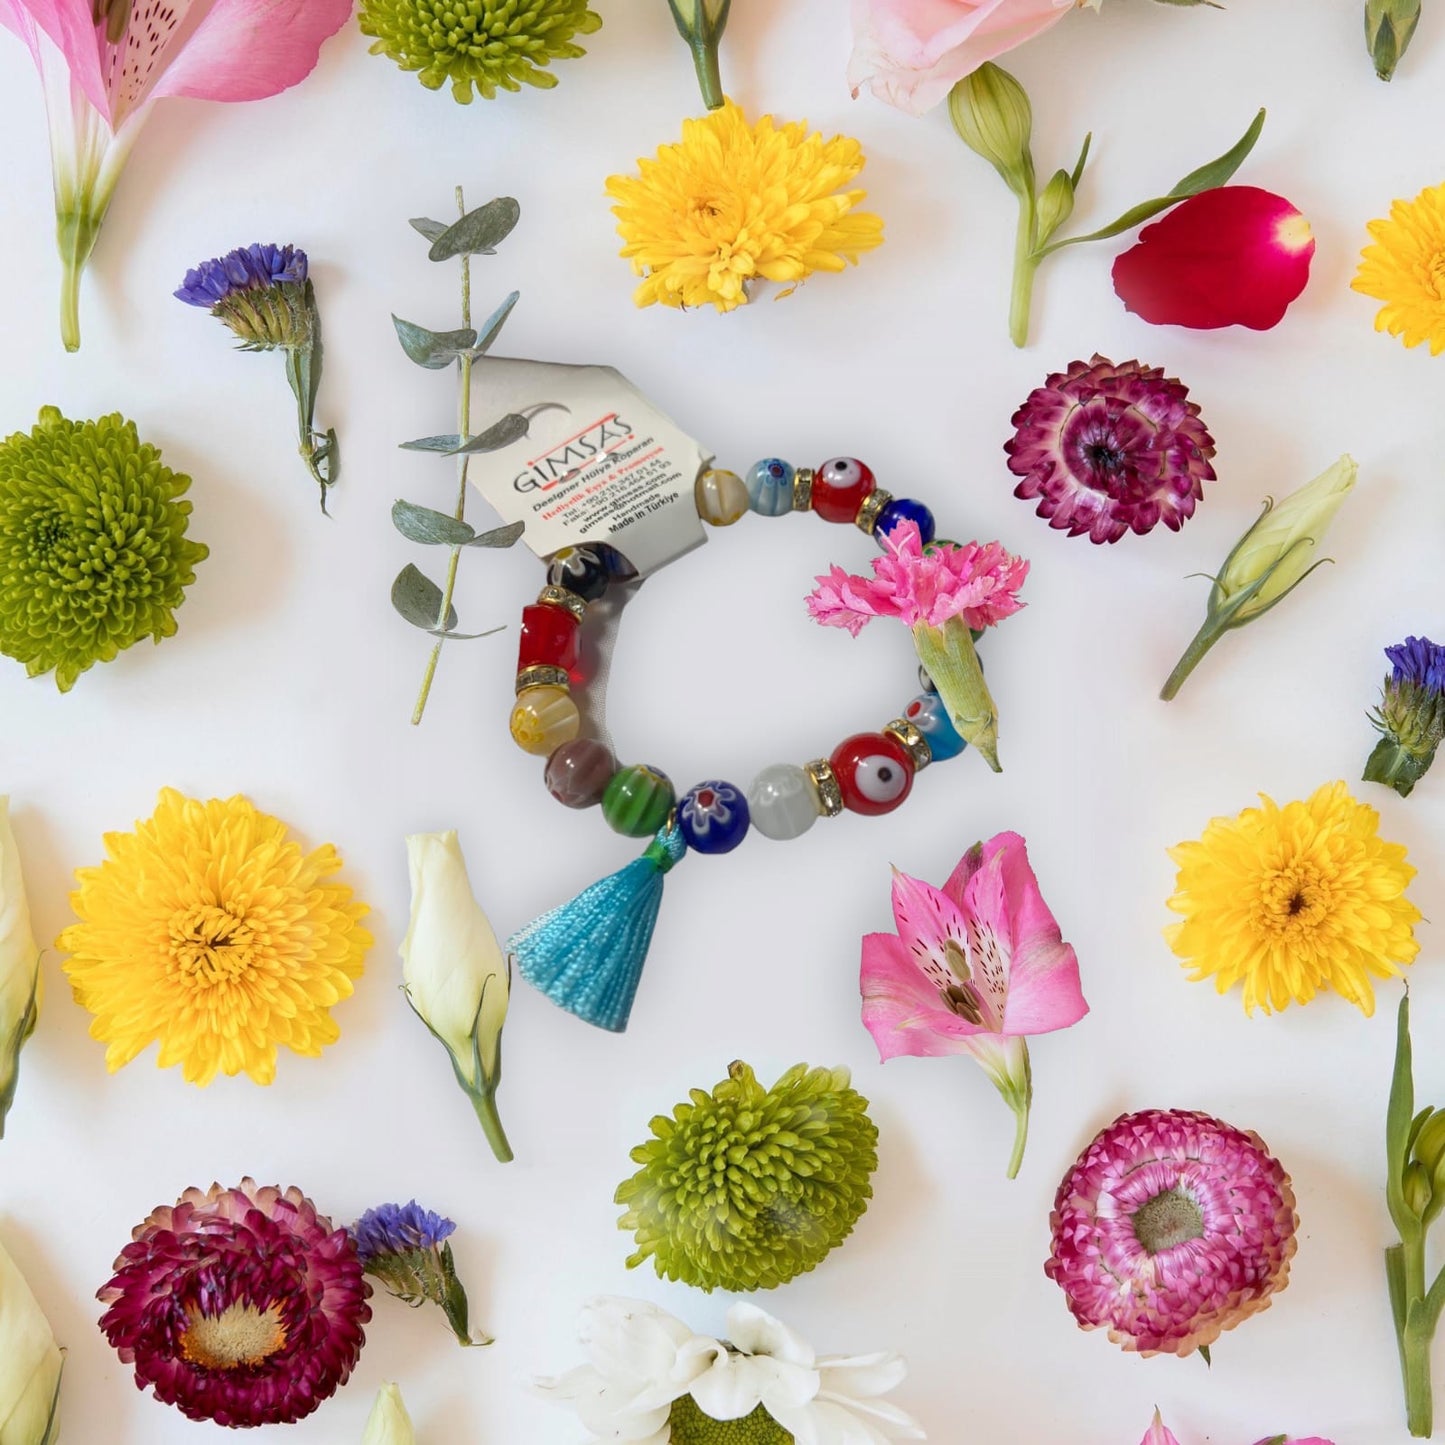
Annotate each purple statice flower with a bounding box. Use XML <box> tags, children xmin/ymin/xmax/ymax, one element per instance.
<box><xmin>1365</xmin><ymin>635</ymin><xmax>1445</xmax><ymax>799</ymax></box>
<box><xmin>175</xmin><ymin>244</ymin><xmax>309</xmax><ymax>309</ymax></box>
<box><xmin>1005</xmin><ymin>355</ymin><xmax>1217</xmax><ymax>544</ymax></box>
<box><xmin>352</xmin><ymin>1200</ymin><xmax>457</xmax><ymax>1263</ymax></box>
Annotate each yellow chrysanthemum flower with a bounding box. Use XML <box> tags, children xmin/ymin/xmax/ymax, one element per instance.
<box><xmin>605</xmin><ymin>100</ymin><xmax>884</xmax><ymax>313</ymax></box>
<box><xmin>1352</xmin><ymin>181</ymin><xmax>1445</xmax><ymax>353</ymax></box>
<box><xmin>1165</xmin><ymin>781</ymin><xmax>1420</xmax><ymax>1016</ymax></box>
<box><xmin>59</xmin><ymin>789</ymin><xmax>371</xmax><ymax>1085</ymax></box>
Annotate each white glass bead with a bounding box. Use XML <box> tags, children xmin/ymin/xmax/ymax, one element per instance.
<box><xmin>748</xmin><ymin>764</ymin><xmax>819</xmax><ymax>841</ymax></box>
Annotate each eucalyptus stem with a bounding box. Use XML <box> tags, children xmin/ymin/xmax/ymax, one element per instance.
<box><xmin>411</xmin><ymin>185</ymin><xmax>474</xmax><ymax>727</ymax></box>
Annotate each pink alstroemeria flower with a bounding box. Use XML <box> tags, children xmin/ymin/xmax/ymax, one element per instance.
<box><xmin>808</xmin><ymin>519</ymin><xmax>1028</xmax><ymax>772</ymax></box>
<box><xmin>1144</xmin><ymin>1413</ymin><xmax>1182</xmax><ymax>1445</ymax></box>
<box><xmin>860</xmin><ymin>831</ymin><xmax>1086</xmax><ymax>1178</ymax></box>
<box><xmin>0</xmin><ymin>0</ymin><xmax>353</xmax><ymax>351</ymax></box>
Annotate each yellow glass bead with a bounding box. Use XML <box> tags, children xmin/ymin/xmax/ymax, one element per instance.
<box><xmin>695</xmin><ymin>468</ymin><xmax>749</xmax><ymax>527</ymax></box>
<box><xmin>509</xmin><ymin>685</ymin><xmax>580</xmax><ymax>756</ymax></box>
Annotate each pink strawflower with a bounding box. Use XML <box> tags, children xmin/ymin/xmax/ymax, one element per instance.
<box><xmin>1113</xmin><ymin>187</ymin><xmax>1316</xmax><ymax>331</ymax></box>
<box><xmin>861</xmin><ymin>832</ymin><xmax>1087</xmax><ymax>1177</ymax></box>
<box><xmin>1006</xmin><ymin>355</ymin><xmax>1217</xmax><ymax>544</ymax></box>
<box><xmin>1046</xmin><ymin>1108</ymin><xmax>1298</xmax><ymax>1357</ymax></box>
<box><xmin>807</xmin><ymin>520</ymin><xmax>1028</xmax><ymax>637</ymax></box>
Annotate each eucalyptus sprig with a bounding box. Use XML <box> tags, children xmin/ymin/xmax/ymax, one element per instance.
<box><xmin>948</xmin><ymin>62</ymin><xmax>1264</xmax><ymax>347</ymax></box>
<box><xmin>391</xmin><ymin>189</ymin><xmax>544</xmax><ymax>726</ymax></box>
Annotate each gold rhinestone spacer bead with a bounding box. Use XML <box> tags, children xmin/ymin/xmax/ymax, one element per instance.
<box><xmin>792</xmin><ymin>467</ymin><xmax>815</xmax><ymax>512</ymax></box>
<box><xmin>803</xmin><ymin>758</ymin><xmax>845</xmax><ymax>817</ymax></box>
<box><xmin>883</xmin><ymin>717</ymin><xmax>932</xmax><ymax>771</ymax></box>
<box><xmin>516</xmin><ymin>664</ymin><xmax>570</xmax><ymax>694</ymax></box>
<box><xmin>537</xmin><ymin>584</ymin><xmax>587</xmax><ymax>622</ymax></box>
<box><xmin>855</xmin><ymin>488</ymin><xmax>894</xmax><ymax>534</ymax></box>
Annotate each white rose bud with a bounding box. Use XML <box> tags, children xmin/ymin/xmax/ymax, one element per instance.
<box><xmin>0</xmin><ymin>800</ymin><xmax>42</xmax><ymax>1139</ymax></box>
<box><xmin>0</xmin><ymin>1234</ymin><xmax>63</xmax><ymax>1445</ymax></box>
<box><xmin>362</xmin><ymin>1383</ymin><xmax>414</xmax><ymax>1445</ymax></box>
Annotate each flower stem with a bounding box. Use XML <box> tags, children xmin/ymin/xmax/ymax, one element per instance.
<box><xmin>469</xmin><ymin>1085</ymin><xmax>513</xmax><ymax>1164</ymax></box>
<box><xmin>1161</xmin><ymin>619</ymin><xmax>1224</xmax><ymax>701</ymax></box>
<box><xmin>1006</xmin><ymin>1093</ymin><xmax>1030</xmax><ymax>1180</ymax></box>
<box><xmin>1009</xmin><ymin>192</ymin><xmax>1040</xmax><ymax>349</ymax></box>
<box><xmin>412</xmin><ymin>186</ymin><xmax>474</xmax><ymax>727</ymax></box>
<box><xmin>690</xmin><ymin>37</ymin><xmax>724</xmax><ymax>109</ymax></box>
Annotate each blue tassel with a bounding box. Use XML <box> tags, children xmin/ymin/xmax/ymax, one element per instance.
<box><xmin>509</xmin><ymin>825</ymin><xmax>687</xmax><ymax>1032</ymax></box>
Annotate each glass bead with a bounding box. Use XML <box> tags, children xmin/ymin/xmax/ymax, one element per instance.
<box><xmin>545</xmin><ymin>738</ymin><xmax>617</xmax><ymax>809</ymax></box>
<box><xmin>813</xmin><ymin>457</ymin><xmax>877</xmax><ymax>524</ymax></box>
<box><xmin>904</xmin><ymin>693</ymin><xmax>965</xmax><ymax>761</ymax></box>
<box><xmin>602</xmin><ymin>764</ymin><xmax>676</xmax><ymax>838</ymax></box>
<box><xmin>678</xmin><ymin>780</ymin><xmax>750</xmax><ymax>854</ymax></box>
<box><xmin>518</xmin><ymin>603</ymin><xmax>580</xmax><ymax>675</ymax></box>
<box><xmin>510</xmin><ymin>685</ymin><xmax>580</xmax><ymax>757</ymax></box>
<box><xmin>745</xmin><ymin>458</ymin><xmax>795</xmax><ymax>517</ymax></box>
<box><xmin>918</xmin><ymin>663</ymin><xmax>937</xmax><ymax>694</ymax></box>
<box><xmin>546</xmin><ymin>545</ymin><xmax>610</xmax><ymax>602</ymax></box>
<box><xmin>695</xmin><ymin>468</ymin><xmax>750</xmax><ymax>527</ymax></box>
<box><xmin>829</xmin><ymin>732</ymin><xmax>915</xmax><ymax>816</ymax></box>
<box><xmin>876</xmin><ymin>497</ymin><xmax>936</xmax><ymax>546</ymax></box>
<box><xmin>748</xmin><ymin>764</ymin><xmax>819</xmax><ymax>841</ymax></box>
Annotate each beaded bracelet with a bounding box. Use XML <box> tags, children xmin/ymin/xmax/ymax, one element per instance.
<box><xmin>506</xmin><ymin>456</ymin><xmax>970</xmax><ymax>858</ymax></box>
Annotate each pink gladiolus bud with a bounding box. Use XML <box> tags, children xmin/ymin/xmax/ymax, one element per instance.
<box><xmin>1112</xmin><ymin>186</ymin><xmax>1315</xmax><ymax>330</ymax></box>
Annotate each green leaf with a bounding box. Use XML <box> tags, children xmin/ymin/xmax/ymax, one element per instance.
<box><xmin>410</xmin><ymin>217</ymin><xmax>449</xmax><ymax>243</ymax></box>
<box><xmin>447</xmin><ymin>414</ymin><xmax>532</xmax><ymax>455</ymax></box>
<box><xmin>1069</xmin><ymin>131</ymin><xmax>1092</xmax><ymax>190</ymax></box>
<box><xmin>400</xmin><ymin>434</ymin><xmax>464</xmax><ymax>453</ymax></box>
<box><xmin>428</xmin><ymin>198</ymin><xmax>521</xmax><ymax>262</ymax></box>
<box><xmin>469</xmin><ymin>291</ymin><xmax>520</xmax><ymax>357</ymax></box>
<box><xmin>467</xmin><ymin>521</ymin><xmax>525</xmax><ymax>549</ymax></box>
<box><xmin>392</xmin><ymin>564</ymin><xmax>457</xmax><ymax>632</ymax></box>
<box><xmin>1388</xmin><ymin>991</ymin><xmax>1417</xmax><ymax>1233</ymax></box>
<box><xmin>392</xmin><ymin>316</ymin><xmax>478</xmax><ymax>369</ymax></box>
<box><xmin>392</xmin><ymin>500</ymin><xmax>477</xmax><ymax>546</ymax></box>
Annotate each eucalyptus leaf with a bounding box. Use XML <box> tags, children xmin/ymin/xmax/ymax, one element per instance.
<box><xmin>392</xmin><ymin>563</ymin><xmax>458</xmax><ymax>632</ymax></box>
<box><xmin>392</xmin><ymin>500</ymin><xmax>477</xmax><ymax>546</ymax></box>
<box><xmin>428</xmin><ymin>198</ymin><xmax>521</xmax><ymax>262</ymax></box>
<box><xmin>426</xmin><ymin>624</ymin><xmax>507</xmax><ymax>640</ymax></box>
<box><xmin>469</xmin><ymin>291</ymin><xmax>521</xmax><ymax>357</ymax></box>
<box><xmin>400</xmin><ymin>434</ymin><xmax>464</xmax><ymax>453</ymax></box>
<box><xmin>467</xmin><ymin>521</ymin><xmax>526</xmax><ymax>549</ymax></box>
<box><xmin>446</xmin><ymin>414</ymin><xmax>532</xmax><ymax>455</ymax></box>
<box><xmin>392</xmin><ymin>315</ymin><xmax>479</xmax><ymax>369</ymax></box>
<box><xmin>410</xmin><ymin>217</ymin><xmax>449</xmax><ymax>243</ymax></box>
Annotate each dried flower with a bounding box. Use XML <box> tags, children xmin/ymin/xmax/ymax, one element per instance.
<box><xmin>1366</xmin><ymin>0</ymin><xmax>1422</xmax><ymax>79</ymax></box>
<box><xmin>1354</xmin><ymin>182</ymin><xmax>1445</xmax><ymax>352</ymax></box>
<box><xmin>1006</xmin><ymin>355</ymin><xmax>1217</xmax><ymax>543</ymax></box>
<box><xmin>605</xmin><ymin>100</ymin><xmax>884</xmax><ymax>313</ymax></box>
<box><xmin>1046</xmin><ymin>1108</ymin><xmax>1298</xmax><ymax>1357</ymax></box>
<box><xmin>0</xmin><ymin>408</ymin><xmax>208</xmax><ymax>692</ymax></box>
<box><xmin>363</xmin><ymin>1384</ymin><xmax>415</xmax><ymax>1445</ymax></box>
<box><xmin>1112</xmin><ymin>187</ymin><xmax>1315</xmax><ymax>331</ymax></box>
<box><xmin>358</xmin><ymin>0</ymin><xmax>602</xmax><ymax>102</ymax></box>
<box><xmin>616</xmin><ymin>1061</ymin><xmax>878</xmax><ymax>1293</ymax></box>
<box><xmin>1166</xmin><ymin>781</ymin><xmax>1420</xmax><ymax>1015</ymax></box>
<box><xmin>1365</xmin><ymin>636</ymin><xmax>1445</xmax><ymax>798</ymax></box>
<box><xmin>0</xmin><ymin>798</ymin><xmax>41</xmax><ymax>1140</ymax></box>
<box><xmin>1161</xmin><ymin>455</ymin><xmax>1356</xmax><ymax>700</ymax></box>
<box><xmin>861</xmin><ymin>833</ymin><xmax>1087</xmax><ymax>1178</ymax></box>
<box><xmin>99</xmin><ymin>1180</ymin><xmax>371</xmax><ymax>1426</ymax></box>
<box><xmin>0</xmin><ymin>1232</ymin><xmax>63</xmax><ymax>1444</ymax></box>
<box><xmin>538</xmin><ymin>1296</ymin><xmax>925</xmax><ymax>1443</ymax></box>
<box><xmin>352</xmin><ymin>1202</ymin><xmax>488</xmax><ymax>1347</ymax></box>
<box><xmin>59</xmin><ymin>789</ymin><xmax>371</xmax><ymax>1084</ymax></box>
<box><xmin>808</xmin><ymin>520</ymin><xmax>1027</xmax><ymax>770</ymax></box>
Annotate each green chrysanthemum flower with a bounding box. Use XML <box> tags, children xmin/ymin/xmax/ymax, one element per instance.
<box><xmin>0</xmin><ymin>407</ymin><xmax>207</xmax><ymax>692</ymax></box>
<box><xmin>358</xmin><ymin>0</ymin><xmax>603</xmax><ymax>103</ymax></box>
<box><xmin>616</xmin><ymin>1060</ymin><xmax>878</xmax><ymax>1293</ymax></box>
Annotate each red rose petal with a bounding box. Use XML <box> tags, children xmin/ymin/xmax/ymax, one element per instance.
<box><xmin>1112</xmin><ymin>186</ymin><xmax>1315</xmax><ymax>331</ymax></box>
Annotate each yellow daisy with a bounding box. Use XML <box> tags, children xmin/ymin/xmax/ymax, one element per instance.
<box><xmin>1352</xmin><ymin>181</ymin><xmax>1445</xmax><ymax>353</ymax></box>
<box><xmin>59</xmin><ymin>789</ymin><xmax>371</xmax><ymax>1085</ymax></box>
<box><xmin>1165</xmin><ymin>781</ymin><xmax>1420</xmax><ymax>1016</ymax></box>
<box><xmin>605</xmin><ymin>99</ymin><xmax>884</xmax><ymax>313</ymax></box>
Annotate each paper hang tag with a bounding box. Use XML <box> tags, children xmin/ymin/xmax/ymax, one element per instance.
<box><xmin>467</xmin><ymin>357</ymin><xmax>710</xmax><ymax>578</ymax></box>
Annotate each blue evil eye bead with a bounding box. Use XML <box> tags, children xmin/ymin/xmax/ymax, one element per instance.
<box><xmin>904</xmin><ymin>693</ymin><xmax>965</xmax><ymax>761</ymax></box>
<box><xmin>677</xmin><ymin>780</ymin><xmax>751</xmax><ymax>854</ymax></box>
<box><xmin>745</xmin><ymin>458</ymin><xmax>795</xmax><ymax>517</ymax></box>
<box><xmin>875</xmin><ymin>498</ymin><xmax>936</xmax><ymax>547</ymax></box>
<box><xmin>546</xmin><ymin>545</ymin><xmax>610</xmax><ymax>602</ymax></box>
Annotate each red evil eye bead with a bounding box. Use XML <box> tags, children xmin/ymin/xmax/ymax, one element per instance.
<box><xmin>829</xmin><ymin>732</ymin><xmax>914</xmax><ymax>816</ymax></box>
<box><xmin>518</xmin><ymin>603</ymin><xmax>580</xmax><ymax>676</ymax></box>
<box><xmin>813</xmin><ymin>457</ymin><xmax>877</xmax><ymax>524</ymax></box>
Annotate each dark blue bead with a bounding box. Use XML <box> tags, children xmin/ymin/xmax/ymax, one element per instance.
<box><xmin>876</xmin><ymin>498</ymin><xmax>935</xmax><ymax>547</ymax></box>
<box><xmin>678</xmin><ymin>780</ymin><xmax>750</xmax><ymax>854</ymax></box>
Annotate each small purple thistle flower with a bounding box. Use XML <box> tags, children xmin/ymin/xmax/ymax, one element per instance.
<box><xmin>175</xmin><ymin>244</ymin><xmax>309</xmax><ymax>308</ymax></box>
<box><xmin>1366</xmin><ymin>635</ymin><xmax>1445</xmax><ymax>799</ymax></box>
<box><xmin>1386</xmin><ymin>636</ymin><xmax>1445</xmax><ymax>694</ymax></box>
<box><xmin>352</xmin><ymin>1200</ymin><xmax>457</xmax><ymax>1262</ymax></box>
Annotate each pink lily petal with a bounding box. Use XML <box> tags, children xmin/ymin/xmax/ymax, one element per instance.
<box><xmin>889</xmin><ymin>867</ymin><xmax>1005</xmax><ymax>1029</ymax></box>
<box><xmin>1</xmin><ymin>0</ymin><xmax>110</xmax><ymax>115</ymax></box>
<box><xmin>1143</xmin><ymin>1410</ymin><xmax>1183</xmax><ymax>1445</ymax></box>
<box><xmin>861</xmin><ymin>932</ymin><xmax>993</xmax><ymax>1059</ymax></box>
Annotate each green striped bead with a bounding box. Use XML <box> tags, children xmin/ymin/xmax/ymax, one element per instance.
<box><xmin>602</xmin><ymin>765</ymin><xmax>675</xmax><ymax>838</ymax></box>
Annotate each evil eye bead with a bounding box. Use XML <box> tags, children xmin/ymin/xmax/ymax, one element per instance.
<box><xmin>745</xmin><ymin>458</ymin><xmax>795</xmax><ymax>517</ymax></box>
<box><xmin>875</xmin><ymin>497</ymin><xmax>936</xmax><ymax>547</ymax></box>
<box><xmin>829</xmin><ymin>732</ymin><xmax>915</xmax><ymax>816</ymax></box>
<box><xmin>678</xmin><ymin>780</ymin><xmax>750</xmax><ymax>854</ymax></box>
<box><xmin>545</xmin><ymin>545</ymin><xmax>610</xmax><ymax>602</ymax></box>
<box><xmin>813</xmin><ymin>456</ymin><xmax>877</xmax><ymax>524</ymax></box>
<box><xmin>904</xmin><ymin>693</ymin><xmax>965</xmax><ymax>761</ymax></box>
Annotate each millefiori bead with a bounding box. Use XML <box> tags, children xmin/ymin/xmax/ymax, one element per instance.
<box><xmin>546</xmin><ymin>545</ymin><xmax>610</xmax><ymax>602</ymax></box>
<box><xmin>510</xmin><ymin>685</ymin><xmax>580</xmax><ymax>756</ymax></box>
<box><xmin>745</xmin><ymin>458</ymin><xmax>795</xmax><ymax>516</ymax></box>
<box><xmin>904</xmin><ymin>693</ymin><xmax>966</xmax><ymax>760</ymax></box>
<box><xmin>677</xmin><ymin>781</ymin><xmax>750</xmax><ymax>854</ymax></box>
<box><xmin>602</xmin><ymin>765</ymin><xmax>676</xmax><ymax>838</ymax></box>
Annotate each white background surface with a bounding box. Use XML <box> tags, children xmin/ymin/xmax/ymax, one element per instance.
<box><xmin>1</xmin><ymin>1</ymin><xmax>1443</xmax><ymax>1441</ymax></box>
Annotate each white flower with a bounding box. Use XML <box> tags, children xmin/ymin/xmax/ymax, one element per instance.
<box><xmin>0</xmin><ymin>1233</ymin><xmax>63</xmax><ymax>1445</ymax></box>
<box><xmin>401</xmin><ymin>831</ymin><xmax>512</xmax><ymax>1161</ymax></box>
<box><xmin>538</xmin><ymin>1297</ymin><xmax>925</xmax><ymax>1444</ymax></box>
<box><xmin>361</xmin><ymin>1383</ymin><xmax>414</xmax><ymax>1445</ymax></box>
<box><xmin>0</xmin><ymin>799</ymin><xmax>41</xmax><ymax>1140</ymax></box>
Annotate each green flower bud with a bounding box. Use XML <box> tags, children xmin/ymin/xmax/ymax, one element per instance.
<box><xmin>1404</xmin><ymin>1159</ymin><xmax>1434</xmax><ymax>1217</ymax></box>
<box><xmin>1366</xmin><ymin>0</ymin><xmax>1422</xmax><ymax>80</ymax></box>
<box><xmin>1035</xmin><ymin>169</ymin><xmax>1077</xmax><ymax>245</ymax></box>
<box><xmin>1414</xmin><ymin>1109</ymin><xmax>1445</xmax><ymax>1172</ymax></box>
<box><xmin>949</xmin><ymin>63</ymin><xmax>1035</xmax><ymax>198</ymax></box>
<box><xmin>362</xmin><ymin>1384</ymin><xmax>414</xmax><ymax>1445</ymax></box>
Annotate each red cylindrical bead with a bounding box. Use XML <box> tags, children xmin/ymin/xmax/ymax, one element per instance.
<box><xmin>518</xmin><ymin>603</ymin><xmax>580</xmax><ymax>675</ymax></box>
<box><xmin>829</xmin><ymin>732</ymin><xmax>914</xmax><ymax>816</ymax></box>
<box><xmin>813</xmin><ymin>457</ymin><xmax>877</xmax><ymax>524</ymax></box>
